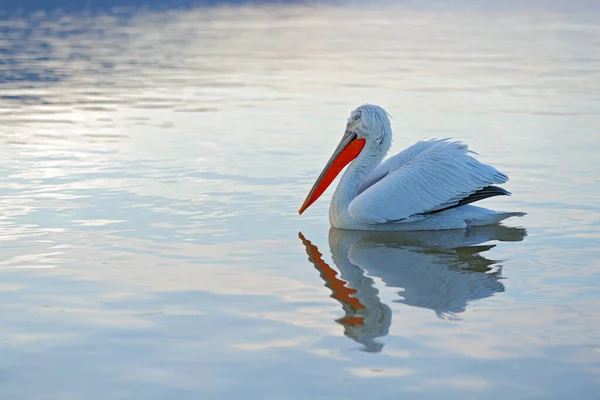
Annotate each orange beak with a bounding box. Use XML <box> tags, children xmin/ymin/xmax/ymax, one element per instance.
<box><xmin>299</xmin><ymin>132</ymin><xmax>366</xmax><ymax>215</ymax></box>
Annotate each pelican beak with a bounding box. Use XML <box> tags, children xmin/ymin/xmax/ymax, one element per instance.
<box><xmin>299</xmin><ymin>131</ymin><xmax>366</xmax><ymax>215</ymax></box>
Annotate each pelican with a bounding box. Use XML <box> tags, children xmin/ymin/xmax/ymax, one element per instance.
<box><xmin>299</xmin><ymin>104</ymin><xmax>525</xmax><ymax>230</ymax></box>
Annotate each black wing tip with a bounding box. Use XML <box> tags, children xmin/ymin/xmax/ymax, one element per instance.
<box><xmin>489</xmin><ymin>186</ymin><xmax>511</xmax><ymax>197</ymax></box>
<box><xmin>425</xmin><ymin>185</ymin><xmax>513</xmax><ymax>216</ymax></box>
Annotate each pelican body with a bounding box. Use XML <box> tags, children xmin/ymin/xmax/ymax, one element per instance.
<box><xmin>299</xmin><ymin>104</ymin><xmax>524</xmax><ymax>230</ymax></box>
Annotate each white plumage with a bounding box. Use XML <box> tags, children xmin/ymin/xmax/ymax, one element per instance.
<box><xmin>350</xmin><ymin>139</ymin><xmax>508</xmax><ymax>223</ymax></box>
<box><xmin>300</xmin><ymin>104</ymin><xmax>525</xmax><ymax>230</ymax></box>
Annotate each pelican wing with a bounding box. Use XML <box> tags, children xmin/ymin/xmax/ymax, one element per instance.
<box><xmin>349</xmin><ymin>139</ymin><xmax>509</xmax><ymax>224</ymax></box>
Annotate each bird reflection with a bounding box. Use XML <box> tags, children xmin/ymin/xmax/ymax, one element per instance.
<box><xmin>299</xmin><ymin>225</ymin><xmax>526</xmax><ymax>352</ymax></box>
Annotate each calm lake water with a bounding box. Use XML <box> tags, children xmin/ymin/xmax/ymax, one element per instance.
<box><xmin>1</xmin><ymin>1</ymin><xmax>600</xmax><ymax>399</ymax></box>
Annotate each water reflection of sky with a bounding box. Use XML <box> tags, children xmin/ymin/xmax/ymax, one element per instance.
<box><xmin>1</xmin><ymin>1</ymin><xmax>600</xmax><ymax>398</ymax></box>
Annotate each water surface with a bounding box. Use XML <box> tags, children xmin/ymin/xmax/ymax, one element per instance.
<box><xmin>1</xmin><ymin>2</ymin><xmax>600</xmax><ymax>399</ymax></box>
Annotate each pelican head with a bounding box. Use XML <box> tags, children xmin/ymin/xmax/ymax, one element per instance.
<box><xmin>346</xmin><ymin>104</ymin><xmax>393</xmax><ymax>147</ymax></box>
<box><xmin>299</xmin><ymin>104</ymin><xmax>393</xmax><ymax>215</ymax></box>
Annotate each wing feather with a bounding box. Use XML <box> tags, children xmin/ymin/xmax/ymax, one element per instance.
<box><xmin>349</xmin><ymin>139</ymin><xmax>508</xmax><ymax>224</ymax></box>
<box><xmin>357</xmin><ymin>139</ymin><xmax>459</xmax><ymax>195</ymax></box>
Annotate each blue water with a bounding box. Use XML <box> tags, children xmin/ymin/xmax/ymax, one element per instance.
<box><xmin>1</xmin><ymin>1</ymin><xmax>600</xmax><ymax>399</ymax></box>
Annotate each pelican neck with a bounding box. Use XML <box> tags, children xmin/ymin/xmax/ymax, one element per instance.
<box><xmin>329</xmin><ymin>143</ymin><xmax>386</xmax><ymax>227</ymax></box>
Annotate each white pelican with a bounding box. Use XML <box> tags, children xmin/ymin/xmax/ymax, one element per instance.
<box><xmin>299</xmin><ymin>104</ymin><xmax>525</xmax><ymax>230</ymax></box>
